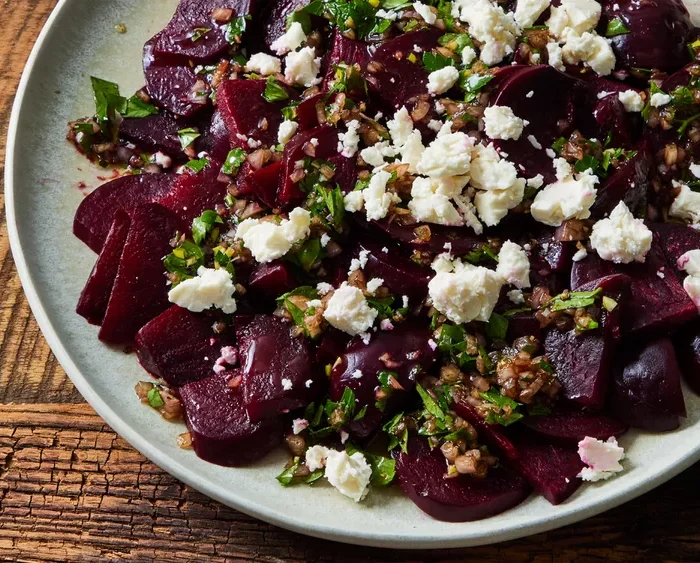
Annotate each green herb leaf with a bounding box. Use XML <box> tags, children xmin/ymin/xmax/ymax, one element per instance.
<box><xmin>191</xmin><ymin>209</ymin><xmax>224</xmax><ymax>245</ymax></box>
<box><xmin>547</xmin><ymin>288</ymin><xmax>602</xmax><ymax>312</ymax></box>
<box><xmin>438</xmin><ymin>33</ymin><xmax>474</xmax><ymax>53</ymax></box>
<box><xmin>263</xmin><ymin>76</ymin><xmax>290</xmax><ymax>103</ymax></box>
<box><xmin>485</xmin><ymin>411</ymin><xmax>524</xmax><ymax>426</ymax></box>
<box><xmin>575</xmin><ymin>154</ymin><xmax>600</xmax><ymax>174</ymax></box>
<box><xmin>222</xmin><ymin>148</ymin><xmax>247</xmax><ymax>175</ymax></box>
<box><xmin>178</xmin><ymin>127</ymin><xmax>201</xmax><ymax>150</ymax></box>
<box><xmin>163</xmin><ymin>240</ymin><xmax>206</xmax><ymax>283</ymax></box>
<box><xmin>605</xmin><ymin>17</ymin><xmax>630</xmax><ymax>37</ymax></box>
<box><xmin>459</xmin><ymin>72</ymin><xmax>494</xmax><ymax>103</ymax></box>
<box><xmin>538</xmin><ymin>359</ymin><xmax>555</xmax><ymax>374</ymax></box>
<box><xmin>276</xmin><ymin>286</ymin><xmax>320</xmax><ymax>305</ymax></box>
<box><xmin>416</xmin><ymin>384</ymin><xmax>446</xmax><ymax>422</ymax></box>
<box><xmin>147</xmin><ymin>387</ymin><xmax>164</xmax><ymax>409</ymax></box>
<box><xmin>383</xmin><ymin>412</ymin><xmax>409</xmax><ymax>453</ymax></box>
<box><xmin>90</xmin><ymin>77</ymin><xmax>121</xmax><ymax>124</ymax></box>
<box><xmin>289</xmin><ymin>238</ymin><xmax>324</xmax><ymax>271</ymax></box>
<box><xmin>190</xmin><ymin>27</ymin><xmax>211</xmax><ymax>42</ymax></box>
<box><xmin>381</xmin><ymin>0</ymin><xmax>411</xmax><ymax>8</ymax></box>
<box><xmin>485</xmin><ymin>312</ymin><xmax>508</xmax><ymax>341</ymax></box>
<box><xmin>480</xmin><ymin>389</ymin><xmax>520</xmax><ymax>411</ymax></box>
<box><xmin>276</xmin><ymin>458</ymin><xmax>301</xmax><ymax>485</ymax></box>
<box><xmin>366</xmin><ymin>452</ymin><xmax>396</xmax><ymax>486</ymax></box>
<box><xmin>122</xmin><ymin>95</ymin><xmax>158</xmax><ymax>118</ymax></box>
<box><xmin>224</xmin><ymin>16</ymin><xmax>248</xmax><ymax>43</ymax></box>
<box><xmin>422</xmin><ymin>51</ymin><xmax>455</xmax><ymax>72</ymax></box>
<box><xmin>463</xmin><ymin>244</ymin><xmax>498</xmax><ymax>264</ymax></box>
<box><xmin>184</xmin><ymin>157</ymin><xmax>210</xmax><ymax>173</ymax></box>
<box><xmin>314</xmin><ymin>185</ymin><xmax>346</xmax><ymax>231</ymax></box>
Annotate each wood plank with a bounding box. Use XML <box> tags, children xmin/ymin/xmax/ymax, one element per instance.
<box><xmin>0</xmin><ymin>404</ymin><xmax>699</xmax><ymax>563</ymax></box>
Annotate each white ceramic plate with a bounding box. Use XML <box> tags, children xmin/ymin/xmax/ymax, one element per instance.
<box><xmin>6</xmin><ymin>0</ymin><xmax>700</xmax><ymax>548</ymax></box>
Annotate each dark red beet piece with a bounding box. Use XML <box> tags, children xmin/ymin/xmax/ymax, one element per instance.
<box><xmin>119</xmin><ymin>114</ymin><xmax>186</xmax><ymax>157</ymax></box>
<box><xmin>259</xmin><ymin>0</ymin><xmax>312</xmax><ymax>49</ymax></box>
<box><xmin>611</xmin><ymin>338</ymin><xmax>687</xmax><ymax>431</ymax></box>
<box><xmin>316</xmin><ymin>327</ymin><xmax>351</xmax><ymax>366</ymax></box>
<box><xmin>599</xmin><ymin>0</ymin><xmax>692</xmax><ymax>73</ymax></box>
<box><xmin>369</xmin><ymin>217</ymin><xmax>484</xmax><ymax>255</ymax></box>
<box><xmin>235</xmin><ymin>315</ymin><xmax>317</xmax><ymax>422</ymax></box>
<box><xmin>649</xmin><ymin>222</ymin><xmax>700</xmax><ymax>273</ymax></box>
<box><xmin>365</xmin><ymin>30</ymin><xmax>443</xmax><ymax>110</ymax></box>
<box><xmin>508</xmin><ymin>428</ymin><xmax>584</xmax><ymax>505</ymax></box>
<box><xmin>99</xmin><ymin>204</ymin><xmax>184</xmax><ymax>345</ymax></box>
<box><xmin>545</xmin><ymin>274</ymin><xmax>630</xmax><ymax>410</ymax></box>
<box><xmin>393</xmin><ymin>436</ymin><xmax>531</xmax><ymax>522</ymax></box>
<box><xmin>489</xmin><ymin>66</ymin><xmax>578</xmax><ymax>182</ymax></box>
<box><xmin>505</xmin><ymin>312</ymin><xmax>542</xmax><ymax>342</ymax></box>
<box><xmin>135</xmin><ymin>305</ymin><xmax>234</xmax><ymax>387</ymax></box>
<box><xmin>76</xmin><ymin>211</ymin><xmax>131</xmax><ymax>325</ymax></box>
<box><xmin>180</xmin><ymin>372</ymin><xmax>282</xmax><ymax>466</ymax></box>
<box><xmin>74</xmin><ymin>172</ymin><xmax>177</xmax><ymax>253</ymax></box>
<box><xmin>571</xmin><ymin>241</ymin><xmax>697</xmax><ymax>335</ymax></box>
<box><xmin>296</xmin><ymin>93</ymin><xmax>326</xmax><ymax>131</ymax></box>
<box><xmin>327</xmin><ymin>153</ymin><xmax>358</xmax><ymax>194</ymax></box>
<box><xmin>675</xmin><ymin>323</ymin><xmax>700</xmax><ymax>395</ymax></box>
<box><xmin>242</xmin><ymin>161</ymin><xmax>283</xmax><ymax>208</ymax></box>
<box><xmin>522</xmin><ymin>406</ymin><xmax>628</xmax><ymax>444</ymax></box>
<box><xmin>153</xmin><ymin>0</ymin><xmax>254</xmax><ymax>63</ymax></box>
<box><xmin>331</xmin><ymin>323</ymin><xmax>436</xmax><ymax>438</ymax></box>
<box><xmin>278</xmin><ymin>125</ymin><xmax>341</xmax><ymax>207</ymax></box>
<box><xmin>200</xmin><ymin>109</ymin><xmax>232</xmax><ymax>162</ymax></box>
<box><xmin>322</xmin><ymin>31</ymin><xmax>370</xmax><ymax>90</ymax></box>
<box><xmin>217</xmin><ymin>79</ymin><xmax>296</xmax><ymax>150</ymax></box>
<box><xmin>248</xmin><ymin>260</ymin><xmax>298</xmax><ymax>300</ymax></box>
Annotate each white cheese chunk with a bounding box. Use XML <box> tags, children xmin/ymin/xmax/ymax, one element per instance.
<box><xmin>497</xmin><ymin>241</ymin><xmax>531</xmax><ymax>288</ymax></box>
<box><xmin>546</xmin><ymin>41</ymin><xmax>566</xmax><ymax>71</ymax></box>
<box><xmin>483</xmin><ymin>105</ymin><xmax>526</xmax><ymax>141</ymax></box>
<box><xmin>236</xmin><ymin>208</ymin><xmax>311</xmax><ymax>263</ymax></box>
<box><xmin>338</xmin><ymin>119</ymin><xmax>361</xmax><ymax>157</ymax></box>
<box><xmin>270</xmin><ymin>22</ymin><xmax>307</xmax><ymax>55</ymax></box>
<box><xmin>399</xmin><ymin>130</ymin><xmax>426</xmax><ymax>173</ymax></box>
<box><xmin>531</xmin><ymin>165</ymin><xmax>598</xmax><ymax>226</ymax></box>
<box><xmin>514</xmin><ymin>0</ymin><xmax>551</xmax><ymax>28</ymax></box>
<box><xmin>650</xmin><ymin>92</ymin><xmax>672</xmax><ymax>107</ymax></box>
<box><xmin>473</xmin><ymin>181</ymin><xmax>525</xmax><ymax>226</ymax></box>
<box><xmin>305</xmin><ymin>445</ymin><xmax>329</xmax><ymax>471</ymax></box>
<box><xmin>364</xmin><ymin>170</ymin><xmax>400</xmax><ymax>220</ymax></box>
<box><xmin>409</xmin><ymin>176</ymin><xmax>468</xmax><ymax>226</ymax></box>
<box><xmin>427</xmin><ymin>66</ymin><xmax>460</xmax><ymax>95</ymax></box>
<box><xmin>168</xmin><ymin>266</ymin><xmax>237</xmax><ymax>314</ymax></box>
<box><xmin>245</xmin><ymin>53</ymin><xmax>282</xmax><ymax>75</ymax></box>
<box><xmin>678</xmin><ymin>249</ymin><xmax>700</xmax><ymax>309</ymax></box>
<box><xmin>417</xmin><ymin>132</ymin><xmax>474</xmax><ymax>177</ymax></box>
<box><xmin>277</xmin><ymin>120</ymin><xmax>298</xmax><ymax>145</ymax></box>
<box><xmin>589</xmin><ymin>201</ymin><xmax>652</xmax><ymax>264</ymax></box>
<box><xmin>618</xmin><ymin>89</ymin><xmax>644</xmax><ymax>112</ymax></box>
<box><xmin>469</xmin><ymin>144</ymin><xmax>520</xmax><ymax>191</ymax></box>
<box><xmin>577</xmin><ymin>436</ymin><xmax>625</xmax><ymax>482</ymax></box>
<box><xmin>323</xmin><ymin>283</ymin><xmax>378</xmax><ymax>335</ymax></box>
<box><xmin>414</xmin><ymin>1</ymin><xmax>437</xmax><ymax>24</ymax></box>
<box><xmin>284</xmin><ymin>47</ymin><xmax>321</xmax><ymax>87</ymax></box>
<box><xmin>561</xmin><ymin>32</ymin><xmax>616</xmax><ymax>76</ymax></box>
<box><xmin>452</xmin><ymin>0</ymin><xmax>519</xmax><ymax>65</ymax></box>
<box><xmin>387</xmin><ymin>107</ymin><xmax>414</xmax><ymax>147</ymax></box>
<box><xmin>324</xmin><ymin>450</ymin><xmax>373</xmax><ymax>502</ymax></box>
<box><xmin>670</xmin><ymin>182</ymin><xmax>700</xmax><ymax>226</ymax></box>
<box><xmin>461</xmin><ymin>45</ymin><xmax>477</xmax><ymax>65</ymax></box>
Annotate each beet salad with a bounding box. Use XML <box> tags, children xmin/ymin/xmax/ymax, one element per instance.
<box><xmin>69</xmin><ymin>0</ymin><xmax>700</xmax><ymax>521</ymax></box>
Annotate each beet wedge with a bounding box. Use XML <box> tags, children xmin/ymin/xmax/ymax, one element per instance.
<box><xmin>649</xmin><ymin>222</ymin><xmax>700</xmax><ymax>274</ymax></box>
<box><xmin>180</xmin><ymin>372</ymin><xmax>282</xmax><ymax>467</ymax></box>
<box><xmin>674</xmin><ymin>323</ymin><xmax>700</xmax><ymax>395</ymax></box>
<box><xmin>322</xmin><ymin>31</ymin><xmax>370</xmax><ymax>91</ymax></box>
<box><xmin>98</xmin><ymin>204</ymin><xmax>183</xmax><ymax>345</ymax></box>
<box><xmin>393</xmin><ymin>436</ymin><xmax>531</xmax><ymax>522</ymax></box>
<box><xmin>119</xmin><ymin>114</ymin><xmax>187</xmax><ymax>158</ymax></box>
<box><xmin>235</xmin><ymin>315</ymin><xmax>317</xmax><ymax>422</ymax></box>
<box><xmin>247</xmin><ymin>260</ymin><xmax>298</xmax><ymax>301</ymax></box>
<box><xmin>611</xmin><ymin>337</ymin><xmax>687</xmax><ymax>432</ymax></box>
<box><xmin>74</xmin><ymin>173</ymin><xmax>177</xmax><ymax>253</ymax></box>
<box><xmin>331</xmin><ymin>323</ymin><xmax>436</xmax><ymax>438</ymax></box>
<box><xmin>135</xmin><ymin>305</ymin><xmax>235</xmax><ymax>388</ymax></box>
<box><xmin>522</xmin><ymin>405</ymin><xmax>628</xmax><ymax>444</ymax></box>
<box><xmin>76</xmin><ymin>210</ymin><xmax>131</xmax><ymax>326</ymax></box>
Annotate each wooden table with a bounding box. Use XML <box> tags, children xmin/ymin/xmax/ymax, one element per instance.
<box><xmin>2</xmin><ymin>2</ymin><xmax>700</xmax><ymax>561</ymax></box>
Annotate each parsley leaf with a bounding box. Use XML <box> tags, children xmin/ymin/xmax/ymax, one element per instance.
<box><xmin>459</xmin><ymin>72</ymin><xmax>494</xmax><ymax>103</ymax></box>
<box><xmin>191</xmin><ymin>209</ymin><xmax>224</xmax><ymax>245</ymax></box>
<box><xmin>422</xmin><ymin>51</ymin><xmax>455</xmax><ymax>72</ymax></box>
<box><xmin>263</xmin><ymin>76</ymin><xmax>290</xmax><ymax>103</ymax></box>
<box><xmin>485</xmin><ymin>312</ymin><xmax>508</xmax><ymax>341</ymax></box>
<box><xmin>222</xmin><ymin>148</ymin><xmax>247</xmax><ymax>175</ymax></box>
<box><xmin>184</xmin><ymin>157</ymin><xmax>210</xmax><ymax>173</ymax></box>
<box><xmin>178</xmin><ymin>127</ymin><xmax>201</xmax><ymax>150</ymax></box>
<box><xmin>147</xmin><ymin>387</ymin><xmax>164</xmax><ymax>408</ymax></box>
<box><xmin>605</xmin><ymin>17</ymin><xmax>630</xmax><ymax>37</ymax></box>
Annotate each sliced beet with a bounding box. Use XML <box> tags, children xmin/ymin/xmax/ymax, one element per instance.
<box><xmin>534</xmin><ymin>229</ymin><xmax>575</xmax><ymax>273</ymax></box>
<box><xmin>296</xmin><ymin>93</ymin><xmax>326</xmax><ymax>131</ymax></box>
<box><xmin>649</xmin><ymin>222</ymin><xmax>700</xmax><ymax>273</ymax></box>
<box><xmin>259</xmin><ymin>0</ymin><xmax>312</xmax><ymax>50</ymax></box>
<box><xmin>489</xmin><ymin>66</ymin><xmax>578</xmax><ymax>182</ymax></box>
<box><xmin>217</xmin><ymin>79</ymin><xmax>296</xmax><ymax>150</ymax></box>
<box><xmin>611</xmin><ymin>338</ymin><xmax>687</xmax><ymax>431</ymax></box>
<box><xmin>522</xmin><ymin>405</ymin><xmax>628</xmax><ymax>444</ymax></box>
<box><xmin>247</xmin><ymin>260</ymin><xmax>298</xmax><ymax>300</ymax></box>
<box><xmin>599</xmin><ymin>0</ymin><xmax>692</xmax><ymax>73</ymax></box>
<box><xmin>327</xmin><ymin>153</ymin><xmax>358</xmax><ymax>195</ymax></box>
<box><xmin>241</xmin><ymin>161</ymin><xmax>283</xmax><ymax>208</ymax></box>
<box><xmin>135</xmin><ymin>305</ymin><xmax>234</xmax><ymax>387</ymax></box>
<box><xmin>316</xmin><ymin>327</ymin><xmax>351</xmax><ymax>366</ymax></box>
<box><xmin>364</xmin><ymin>29</ymin><xmax>443</xmax><ymax>110</ymax></box>
<box><xmin>200</xmin><ymin>109</ymin><xmax>232</xmax><ymax>162</ymax></box>
<box><xmin>74</xmin><ymin>172</ymin><xmax>177</xmax><ymax>253</ymax></box>
<box><xmin>322</xmin><ymin>31</ymin><xmax>370</xmax><ymax>91</ymax></box>
<box><xmin>369</xmin><ymin>217</ymin><xmax>484</xmax><ymax>255</ymax></box>
<box><xmin>571</xmin><ymin>241</ymin><xmax>697</xmax><ymax>335</ymax></box>
<box><xmin>278</xmin><ymin>125</ymin><xmax>340</xmax><ymax>207</ymax></box>
<box><xmin>180</xmin><ymin>372</ymin><xmax>282</xmax><ymax>466</ymax></box>
<box><xmin>590</xmin><ymin>144</ymin><xmax>652</xmax><ymax>218</ymax></box>
<box><xmin>508</xmin><ymin>428</ymin><xmax>584</xmax><ymax>505</ymax></box>
<box><xmin>330</xmin><ymin>323</ymin><xmax>436</xmax><ymax>438</ymax></box>
<box><xmin>393</xmin><ymin>436</ymin><xmax>531</xmax><ymax>522</ymax></box>
<box><xmin>99</xmin><ymin>204</ymin><xmax>184</xmax><ymax>345</ymax></box>
<box><xmin>153</xmin><ymin>0</ymin><xmax>254</xmax><ymax>63</ymax></box>
<box><xmin>119</xmin><ymin>114</ymin><xmax>186</xmax><ymax>157</ymax></box>
<box><xmin>674</xmin><ymin>323</ymin><xmax>700</xmax><ymax>395</ymax></box>
<box><xmin>505</xmin><ymin>312</ymin><xmax>542</xmax><ymax>342</ymax></box>
<box><xmin>76</xmin><ymin>210</ymin><xmax>131</xmax><ymax>325</ymax></box>
<box><xmin>235</xmin><ymin>315</ymin><xmax>316</xmax><ymax>422</ymax></box>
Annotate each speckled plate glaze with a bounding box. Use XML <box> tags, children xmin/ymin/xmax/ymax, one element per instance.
<box><xmin>6</xmin><ymin>0</ymin><xmax>700</xmax><ymax>548</ymax></box>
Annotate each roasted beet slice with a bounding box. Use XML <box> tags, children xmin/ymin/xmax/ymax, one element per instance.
<box><xmin>278</xmin><ymin>125</ymin><xmax>340</xmax><ymax>207</ymax></box>
<box><xmin>365</xmin><ymin>29</ymin><xmax>443</xmax><ymax>110</ymax></box>
<box><xmin>369</xmin><ymin>217</ymin><xmax>484</xmax><ymax>255</ymax></box>
<box><xmin>153</xmin><ymin>0</ymin><xmax>254</xmax><ymax>63</ymax></box>
<box><xmin>508</xmin><ymin>428</ymin><xmax>584</xmax><ymax>505</ymax></box>
<box><xmin>489</xmin><ymin>66</ymin><xmax>578</xmax><ymax>182</ymax></box>
<box><xmin>590</xmin><ymin>144</ymin><xmax>652</xmax><ymax>218</ymax></box>
<box><xmin>217</xmin><ymin>79</ymin><xmax>296</xmax><ymax>150</ymax></box>
<box><xmin>316</xmin><ymin>327</ymin><xmax>351</xmax><ymax>366</ymax></box>
<box><xmin>76</xmin><ymin>211</ymin><xmax>131</xmax><ymax>325</ymax></box>
<box><xmin>322</xmin><ymin>31</ymin><xmax>370</xmax><ymax>90</ymax></box>
<box><xmin>248</xmin><ymin>260</ymin><xmax>298</xmax><ymax>300</ymax></box>
<box><xmin>544</xmin><ymin>274</ymin><xmax>629</xmax><ymax>410</ymax></box>
<box><xmin>74</xmin><ymin>173</ymin><xmax>177</xmax><ymax>253</ymax></box>
<box><xmin>611</xmin><ymin>338</ymin><xmax>687</xmax><ymax>431</ymax></box>
<box><xmin>119</xmin><ymin>114</ymin><xmax>186</xmax><ymax>157</ymax></box>
<box><xmin>242</xmin><ymin>161</ymin><xmax>283</xmax><ymax>208</ymax></box>
<box><xmin>675</xmin><ymin>323</ymin><xmax>700</xmax><ymax>395</ymax></box>
<box><xmin>258</xmin><ymin>0</ymin><xmax>312</xmax><ymax>49</ymax></box>
<box><xmin>599</xmin><ymin>0</ymin><xmax>692</xmax><ymax>73</ymax></box>
<box><xmin>331</xmin><ymin>323</ymin><xmax>436</xmax><ymax>438</ymax></box>
<box><xmin>505</xmin><ymin>312</ymin><xmax>542</xmax><ymax>342</ymax></box>
<box><xmin>235</xmin><ymin>315</ymin><xmax>316</xmax><ymax>421</ymax></box>
<box><xmin>571</xmin><ymin>241</ymin><xmax>696</xmax><ymax>335</ymax></box>
<box><xmin>327</xmin><ymin>153</ymin><xmax>358</xmax><ymax>194</ymax></box>
<box><xmin>649</xmin><ymin>222</ymin><xmax>700</xmax><ymax>273</ymax></box>
<box><xmin>180</xmin><ymin>372</ymin><xmax>282</xmax><ymax>466</ymax></box>
<box><xmin>522</xmin><ymin>406</ymin><xmax>628</xmax><ymax>444</ymax></box>
<box><xmin>99</xmin><ymin>204</ymin><xmax>183</xmax><ymax>345</ymax></box>
<box><xmin>393</xmin><ymin>436</ymin><xmax>530</xmax><ymax>522</ymax></box>
<box><xmin>135</xmin><ymin>305</ymin><xmax>234</xmax><ymax>387</ymax></box>
<box><xmin>200</xmin><ymin>109</ymin><xmax>232</xmax><ymax>162</ymax></box>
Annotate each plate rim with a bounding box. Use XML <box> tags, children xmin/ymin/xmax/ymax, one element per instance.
<box><xmin>5</xmin><ymin>0</ymin><xmax>700</xmax><ymax>549</ymax></box>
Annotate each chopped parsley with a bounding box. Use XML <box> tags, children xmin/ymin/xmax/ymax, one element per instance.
<box><xmin>222</xmin><ymin>148</ymin><xmax>247</xmax><ymax>175</ymax></box>
<box><xmin>263</xmin><ymin>76</ymin><xmax>290</xmax><ymax>103</ymax></box>
<box><xmin>605</xmin><ymin>18</ymin><xmax>630</xmax><ymax>37</ymax></box>
<box><xmin>178</xmin><ymin>127</ymin><xmax>201</xmax><ymax>150</ymax></box>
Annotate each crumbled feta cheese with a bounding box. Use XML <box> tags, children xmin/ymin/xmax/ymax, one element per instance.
<box><xmin>317</xmin><ymin>282</ymin><xmax>334</xmax><ymax>295</ymax></box>
<box><xmin>483</xmin><ymin>105</ymin><xmax>526</xmax><ymax>141</ymax></box>
<box><xmin>547</xmin><ymin>41</ymin><xmax>565</xmax><ymax>71</ymax></box>
<box><xmin>452</xmin><ymin>0</ymin><xmax>519</xmax><ymax>65</ymax></box>
<box><xmin>497</xmin><ymin>241</ymin><xmax>531</xmax><ymax>288</ymax></box>
<box><xmin>213</xmin><ymin>345</ymin><xmax>238</xmax><ymax>374</ymax></box>
<box><xmin>245</xmin><ymin>53</ymin><xmax>282</xmax><ymax>75</ymax></box>
<box><xmin>461</xmin><ymin>46</ymin><xmax>477</xmax><ymax>65</ymax></box>
<box><xmin>277</xmin><ymin>120</ymin><xmax>298</xmax><ymax>145</ymax></box>
<box><xmin>366</xmin><ymin>278</ymin><xmax>384</xmax><ymax>295</ymax></box>
<box><xmin>323</xmin><ymin>283</ymin><xmax>378</xmax><ymax>335</ymax></box>
<box><xmin>530</xmin><ymin>165</ymin><xmax>598</xmax><ymax>226</ymax></box>
<box><xmin>319</xmin><ymin>233</ymin><xmax>331</xmax><ymax>248</ymax></box>
<box><xmin>427</xmin><ymin>66</ymin><xmax>460</xmax><ymax>95</ymax></box>
<box><xmin>387</xmin><ymin>107</ymin><xmax>414</xmax><ymax>147</ymax></box>
<box><xmin>428</xmin><ymin>258</ymin><xmax>504</xmax><ymax>323</ymax></box>
<box><xmin>547</xmin><ymin>0</ymin><xmax>601</xmax><ymax>39</ymax></box>
<box><xmin>270</xmin><ymin>21</ymin><xmax>307</xmax><ymax>55</ymax></box>
<box><xmin>670</xmin><ymin>182</ymin><xmax>700</xmax><ymax>226</ymax></box>
<box><xmin>427</xmin><ymin>119</ymin><xmax>443</xmax><ymax>132</ymax></box>
<box><xmin>284</xmin><ymin>47</ymin><xmax>321</xmax><ymax>87</ymax></box>
<box><xmin>236</xmin><ymin>208</ymin><xmax>311</xmax><ymax>262</ymax></box>
<box><xmin>344</xmin><ymin>190</ymin><xmax>365</xmax><ymax>213</ymax></box>
<box><xmin>349</xmin><ymin>249</ymin><xmax>371</xmax><ymax>274</ymax></box>
<box><xmin>414</xmin><ymin>1</ymin><xmax>437</xmax><ymax>24</ymax></box>
<box><xmin>324</xmin><ymin>450</ymin><xmax>373</xmax><ymax>502</ymax></box>
<box><xmin>305</xmin><ymin>445</ymin><xmax>329</xmax><ymax>471</ymax></box>
<box><xmin>337</xmin><ymin>119</ymin><xmax>361</xmax><ymax>157</ymax></box>
<box><xmin>527</xmin><ymin>135</ymin><xmax>543</xmax><ymax>150</ymax></box>
<box><xmin>247</xmin><ymin>137</ymin><xmax>262</xmax><ymax>149</ymax></box>
<box><xmin>417</xmin><ymin>132</ymin><xmax>474</xmax><ymax>177</ymax></box>
<box><xmin>168</xmin><ymin>266</ymin><xmax>237</xmax><ymax>314</ymax></box>
<box><xmin>361</xmin><ymin>143</ymin><xmax>388</xmax><ymax>168</ymax></box>
<box><xmin>589</xmin><ymin>201</ymin><xmax>652</xmax><ymax>264</ymax></box>
<box><xmin>376</xmin><ymin>8</ymin><xmax>399</xmax><ymax>19</ymax></box>
<box><xmin>409</xmin><ymin>176</ymin><xmax>468</xmax><ymax>226</ymax></box>
<box><xmin>281</xmin><ymin>378</ymin><xmax>293</xmax><ymax>390</ymax></box>
<box><xmin>473</xmin><ymin>182</ymin><xmax>525</xmax><ymax>227</ymax></box>
<box><xmin>577</xmin><ymin>436</ymin><xmax>625</xmax><ymax>482</ymax></box>
<box><xmin>380</xmin><ymin>318</ymin><xmax>394</xmax><ymax>330</ymax></box>
<box><xmin>678</xmin><ymin>249</ymin><xmax>700</xmax><ymax>308</ymax></box>
<box><xmin>514</xmin><ymin>0</ymin><xmax>550</xmax><ymax>28</ymax></box>
<box><xmin>562</xmin><ymin>32</ymin><xmax>616</xmax><ymax>76</ymax></box>
<box><xmin>507</xmin><ymin>288</ymin><xmax>525</xmax><ymax>304</ymax></box>
<box><xmin>527</xmin><ymin>174</ymin><xmax>544</xmax><ymax>189</ymax></box>
<box><xmin>618</xmin><ymin>89</ymin><xmax>644</xmax><ymax>112</ymax></box>
<box><xmin>572</xmin><ymin>247</ymin><xmax>588</xmax><ymax>261</ymax></box>
<box><xmin>453</xmin><ymin>194</ymin><xmax>485</xmax><ymax>234</ymax></box>
<box><xmin>292</xmin><ymin>418</ymin><xmax>309</xmax><ymax>435</ymax></box>
<box><xmin>400</xmin><ymin>130</ymin><xmax>426</xmax><ymax>173</ymax></box>
<box><xmin>469</xmin><ymin>144</ymin><xmax>521</xmax><ymax>191</ymax></box>
<box><xmin>650</xmin><ymin>92</ymin><xmax>672</xmax><ymax>107</ymax></box>
<box><xmin>690</xmin><ymin>163</ymin><xmax>700</xmax><ymax>178</ymax></box>
<box><xmin>362</xmin><ymin>170</ymin><xmax>401</xmax><ymax>220</ymax></box>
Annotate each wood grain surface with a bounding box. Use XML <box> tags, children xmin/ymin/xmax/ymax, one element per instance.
<box><xmin>2</xmin><ymin>2</ymin><xmax>700</xmax><ymax>562</ymax></box>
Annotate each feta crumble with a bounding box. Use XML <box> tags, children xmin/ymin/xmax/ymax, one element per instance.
<box><xmin>678</xmin><ymin>249</ymin><xmax>700</xmax><ymax>308</ymax></box>
<box><xmin>414</xmin><ymin>1</ymin><xmax>437</xmax><ymax>24</ymax></box>
<box><xmin>497</xmin><ymin>241</ymin><xmax>531</xmax><ymax>288</ymax></box>
<box><xmin>324</xmin><ymin>449</ymin><xmax>373</xmax><ymax>502</ymax></box>
<box><xmin>531</xmin><ymin>160</ymin><xmax>598</xmax><ymax>226</ymax></box>
<box><xmin>561</xmin><ymin>32</ymin><xmax>616</xmax><ymax>76</ymax></box>
<box><xmin>366</xmin><ymin>278</ymin><xmax>384</xmax><ymax>295</ymax></box>
<box><xmin>168</xmin><ymin>266</ymin><xmax>237</xmax><ymax>314</ymax></box>
<box><xmin>514</xmin><ymin>0</ymin><xmax>551</xmax><ymax>28</ymax></box>
<box><xmin>236</xmin><ymin>208</ymin><xmax>311</xmax><ymax>263</ymax></box>
<box><xmin>483</xmin><ymin>105</ymin><xmax>526</xmax><ymax>141</ymax></box>
<box><xmin>387</xmin><ymin>107</ymin><xmax>414</xmax><ymax>147</ymax></box>
<box><xmin>292</xmin><ymin>418</ymin><xmax>309</xmax><ymax>435</ymax></box>
<box><xmin>507</xmin><ymin>288</ymin><xmax>525</xmax><ymax>304</ymax></box>
<box><xmin>427</xmin><ymin>66</ymin><xmax>460</xmax><ymax>95</ymax></box>
<box><xmin>409</xmin><ymin>176</ymin><xmax>467</xmax><ymax>226</ymax></box>
<box><xmin>577</xmin><ymin>436</ymin><xmax>625</xmax><ymax>482</ymax></box>
<box><xmin>277</xmin><ymin>120</ymin><xmax>298</xmax><ymax>145</ymax></box>
<box><xmin>589</xmin><ymin>201</ymin><xmax>652</xmax><ymax>264</ymax></box>
<box><xmin>284</xmin><ymin>47</ymin><xmax>321</xmax><ymax>87</ymax></box>
<box><xmin>618</xmin><ymin>90</ymin><xmax>644</xmax><ymax>112</ymax></box>
<box><xmin>670</xmin><ymin>182</ymin><xmax>700</xmax><ymax>226</ymax></box>
<box><xmin>452</xmin><ymin>0</ymin><xmax>519</xmax><ymax>65</ymax></box>
<box><xmin>323</xmin><ymin>283</ymin><xmax>378</xmax><ymax>335</ymax></box>
<box><xmin>245</xmin><ymin>53</ymin><xmax>282</xmax><ymax>75</ymax></box>
<box><xmin>650</xmin><ymin>92</ymin><xmax>672</xmax><ymax>107</ymax></box>
<box><xmin>417</xmin><ymin>132</ymin><xmax>474</xmax><ymax>177</ymax></box>
<box><xmin>270</xmin><ymin>21</ymin><xmax>307</xmax><ymax>55</ymax></box>
<box><xmin>338</xmin><ymin>119</ymin><xmax>361</xmax><ymax>157</ymax></box>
